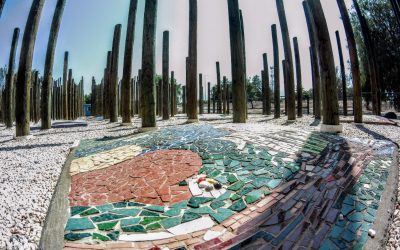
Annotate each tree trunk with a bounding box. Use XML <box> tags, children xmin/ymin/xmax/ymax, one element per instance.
<box><xmin>239</xmin><ymin>10</ymin><xmax>248</xmax><ymax>118</ymax></box>
<box><xmin>182</xmin><ymin>86</ymin><xmax>186</xmax><ymax>114</ymax></box>
<box><xmin>4</xmin><ymin>28</ymin><xmax>19</xmax><ymax>128</ymax></box>
<box><xmin>307</xmin><ymin>0</ymin><xmax>340</xmax><ymax>127</ymax></box>
<box><xmin>41</xmin><ymin>0</ymin><xmax>66</xmax><ymax>129</ymax></box>
<box><xmin>353</xmin><ymin>0</ymin><xmax>380</xmax><ymax>116</ymax></box>
<box><xmin>109</xmin><ymin>24</ymin><xmax>122</xmax><ymax>123</ymax></box>
<box><xmin>390</xmin><ymin>0</ymin><xmax>400</xmax><ymax>28</ymax></box>
<box><xmin>103</xmin><ymin>51</ymin><xmax>111</xmax><ymax>119</ymax></box>
<box><xmin>272</xmin><ymin>24</ymin><xmax>280</xmax><ymax>119</ymax></box>
<box><xmin>199</xmin><ymin>73</ymin><xmax>203</xmax><ymax>114</ymax></box>
<box><xmin>91</xmin><ymin>77</ymin><xmax>96</xmax><ymax>116</ymax></box>
<box><xmin>140</xmin><ymin>0</ymin><xmax>157</xmax><ymax>128</ymax></box>
<box><xmin>282</xmin><ymin>60</ymin><xmax>288</xmax><ymax>115</ymax></box>
<box><xmin>276</xmin><ymin>0</ymin><xmax>296</xmax><ymax>121</ymax></box>
<box><xmin>293</xmin><ymin>37</ymin><xmax>303</xmax><ymax>118</ymax></box>
<box><xmin>303</xmin><ymin>1</ymin><xmax>321</xmax><ymax>119</ymax></box>
<box><xmin>335</xmin><ymin>31</ymin><xmax>347</xmax><ymax>116</ymax></box>
<box><xmin>216</xmin><ymin>61</ymin><xmax>222</xmax><ymax>114</ymax></box>
<box><xmin>187</xmin><ymin>0</ymin><xmax>198</xmax><ymax>121</ymax></box>
<box><xmin>121</xmin><ymin>0</ymin><xmax>138</xmax><ymax>124</ymax></box>
<box><xmin>207</xmin><ymin>82</ymin><xmax>211</xmax><ymax>114</ymax></box>
<box><xmin>162</xmin><ymin>31</ymin><xmax>170</xmax><ymax>120</ymax></box>
<box><xmin>67</xmin><ymin>69</ymin><xmax>72</xmax><ymax>120</ymax></box>
<box><xmin>0</xmin><ymin>0</ymin><xmax>5</xmax><ymax>18</ymax></box>
<box><xmin>262</xmin><ymin>70</ymin><xmax>266</xmax><ymax>114</ymax></box>
<box><xmin>15</xmin><ymin>0</ymin><xmax>45</xmax><ymax>137</ymax></box>
<box><xmin>227</xmin><ymin>84</ymin><xmax>230</xmax><ymax>114</ymax></box>
<box><xmin>172</xmin><ymin>71</ymin><xmax>177</xmax><ymax>115</ymax></box>
<box><xmin>227</xmin><ymin>0</ymin><xmax>246</xmax><ymax>123</ymax></box>
<box><xmin>222</xmin><ymin>76</ymin><xmax>226</xmax><ymax>114</ymax></box>
<box><xmin>262</xmin><ymin>53</ymin><xmax>271</xmax><ymax>115</ymax></box>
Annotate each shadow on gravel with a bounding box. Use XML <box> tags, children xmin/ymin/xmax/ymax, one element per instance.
<box><xmin>0</xmin><ymin>143</ymin><xmax>64</xmax><ymax>151</ymax></box>
<box><xmin>355</xmin><ymin>124</ymin><xmax>398</xmax><ymax>147</ymax></box>
<box><xmin>310</xmin><ymin>119</ymin><xmax>321</xmax><ymax>127</ymax></box>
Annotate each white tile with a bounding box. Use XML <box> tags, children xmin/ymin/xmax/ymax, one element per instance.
<box><xmin>167</xmin><ymin>217</ymin><xmax>215</xmax><ymax>236</ymax></box>
<box><xmin>189</xmin><ymin>180</ymin><xmax>203</xmax><ymax>196</ymax></box>
<box><xmin>203</xmin><ymin>230</ymin><xmax>225</xmax><ymax>241</ymax></box>
<box><xmin>119</xmin><ymin>232</ymin><xmax>175</xmax><ymax>242</ymax></box>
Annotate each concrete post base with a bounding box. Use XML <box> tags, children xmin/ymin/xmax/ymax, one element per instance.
<box><xmin>320</xmin><ymin>124</ymin><xmax>343</xmax><ymax>133</ymax></box>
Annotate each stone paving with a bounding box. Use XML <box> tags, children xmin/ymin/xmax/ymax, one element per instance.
<box><xmin>62</xmin><ymin>124</ymin><xmax>397</xmax><ymax>250</ymax></box>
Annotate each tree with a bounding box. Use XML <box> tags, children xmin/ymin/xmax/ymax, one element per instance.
<box><xmin>109</xmin><ymin>24</ymin><xmax>122</xmax><ymax>123</ymax></box>
<box><xmin>15</xmin><ymin>0</ymin><xmax>45</xmax><ymax>137</ymax></box>
<box><xmin>227</xmin><ymin>0</ymin><xmax>246</xmax><ymax>123</ymax></box>
<box><xmin>0</xmin><ymin>0</ymin><xmax>5</xmax><ymax>18</ymax></box>
<box><xmin>41</xmin><ymin>0</ymin><xmax>66</xmax><ymax>129</ymax></box>
<box><xmin>272</xmin><ymin>24</ymin><xmax>280</xmax><ymax>118</ymax></box>
<box><xmin>187</xmin><ymin>0</ymin><xmax>198</xmax><ymax>122</ymax></box>
<box><xmin>162</xmin><ymin>31</ymin><xmax>170</xmax><ymax>120</ymax></box>
<box><xmin>121</xmin><ymin>0</ymin><xmax>138</xmax><ymax>124</ymax></box>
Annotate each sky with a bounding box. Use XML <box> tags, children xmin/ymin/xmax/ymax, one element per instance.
<box><xmin>0</xmin><ymin>0</ymin><xmax>353</xmax><ymax>95</ymax></box>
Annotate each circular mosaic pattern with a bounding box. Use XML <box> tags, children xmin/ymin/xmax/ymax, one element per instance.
<box><xmin>69</xmin><ymin>150</ymin><xmax>203</xmax><ymax>207</ymax></box>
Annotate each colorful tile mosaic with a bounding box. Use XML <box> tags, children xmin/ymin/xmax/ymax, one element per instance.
<box><xmin>63</xmin><ymin>124</ymin><xmax>397</xmax><ymax>250</ymax></box>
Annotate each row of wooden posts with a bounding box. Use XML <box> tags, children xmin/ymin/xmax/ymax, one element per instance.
<box><xmin>0</xmin><ymin>0</ymin><xmax>390</xmax><ymax>137</ymax></box>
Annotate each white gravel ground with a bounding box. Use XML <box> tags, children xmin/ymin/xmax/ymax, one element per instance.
<box><xmin>0</xmin><ymin>114</ymin><xmax>399</xmax><ymax>249</ymax></box>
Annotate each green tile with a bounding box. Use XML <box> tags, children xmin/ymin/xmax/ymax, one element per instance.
<box><xmin>245</xmin><ymin>190</ymin><xmax>263</xmax><ymax>204</ymax></box>
<box><xmin>230</xmin><ymin>193</ymin><xmax>242</xmax><ymax>201</ymax></box>
<box><xmin>209</xmin><ymin>170</ymin><xmax>222</xmax><ymax>178</ymax></box>
<box><xmin>91</xmin><ymin>213</ymin><xmax>128</xmax><ymax>223</ymax></box>
<box><xmin>120</xmin><ymin>218</ymin><xmax>141</xmax><ymax>227</ymax></box>
<box><xmin>170</xmin><ymin>200</ymin><xmax>188</xmax><ymax>209</ymax></box>
<box><xmin>210</xmin><ymin>208</ymin><xmax>235</xmax><ymax>224</ymax></box>
<box><xmin>92</xmin><ymin>233</ymin><xmax>110</xmax><ymax>241</ymax></box>
<box><xmin>210</xmin><ymin>200</ymin><xmax>225</xmax><ymax>210</ymax></box>
<box><xmin>228</xmin><ymin>181</ymin><xmax>245</xmax><ymax>191</ymax></box>
<box><xmin>127</xmin><ymin>202</ymin><xmax>146</xmax><ymax>207</ymax></box>
<box><xmin>97</xmin><ymin>221</ymin><xmax>118</xmax><ymax>231</ymax></box>
<box><xmin>227</xmin><ymin>174</ymin><xmax>239</xmax><ymax>184</ymax></box>
<box><xmin>96</xmin><ymin>204</ymin><xmax>114</xmax><ymax>212</ymax></box>
<box><xmin>64</xmin><ymin>233</ymin><xmax>91</xmax><ymax>241</ymax></box>
<box><xmin>237</xmin><ymin>185</ymin><xmax>255</xmax><ymax>196</ymax></box>
<box><xmin>140</xmin><ymin>217</ymin><xmax>165</xmax><ymax>226</ymax></box>
<box><xmin>160</xmin><ymin>217</ymin><xmax>182</xmax><ymax>229</ymax></box>
<box><xmin>253</xmin><ymin>168</ymin><xmax>269</xmax><ymax>176</ymax></box>
<box><xmin>182</xmin><ymin>212</ymin><xmax>202</xmax><ymax>223</ymax></box>
<box><xmin>215</xmin><ymin>191</ymin><xmax>232</xmax><ymax>201</ymax></box>
<box><xmin>139</xmin><ymin>210</ymin><xmax>160</xmax><ymax>217</ymax></box>
<box><xmin>145</xmin><ymin>205</ymin><xmax>165</xmax><ymax>213</ymax></box>
<box><xmin>110</xmin><ymin>208</ymin><xmax>140</xmax><ymax>217</ymax></box>
<box><xmin>71</xmin><ymin>206</ymin><xmax>90</xmax><ymax>216</ymax></box>
<box><xmin>188</xmin><ymin>197</ymin><xmax>214</xmax><ymax>208</ymax></box>
<box><xmin>146</xmin><ymin>223</ymin><xmax>162</xmax><ymax>231</ymax></box>
<box><xmin>65</xmin><ymin>218</ymin><xmax>95</xmax><ymax>231</ymax></box>
<box><xmin>267</xmin><ymin>179</ymin><xmax>282</xmax><ymax>189</ymax></box>
<box><xmin>121</xmin><ymin>225</ymin><xmax>146</xmax><ymax>233</ymax></box>
<box><xmin>188</xmin><ymin>206</ymin><xmax>215</xmax><ymax>214</ymax></box>
<box><xmin>164</xmin><ymin>208</ymin><xmax>181</xmax><ymax>217</ymax></box>
<box><xmin>107</xmin><ymin>231</ymin><xmax>120</xmax><ymax>241</ymax></box>
<box><xmin>228</xmin><ymin>199</ymin><xmax>247</xmax><ymax>212</ymax></box>
<box><xmin>113</xmin><ymin>202</ymin><xmax>127</xmax><ymax>208</ymax></box>
<box><xmin>80</xmin><ymin>208</ymin><xmax>100</xmax><ymax>217</ymax></box>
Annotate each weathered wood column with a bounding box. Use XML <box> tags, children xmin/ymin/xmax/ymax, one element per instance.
<box><xmin>303</xmin><ymin>1</ymin><xmax>321</xmax><ymax>119</ymax></box>
<box><xmin>226</xmin><ymin>84</ymin><xmax>230</xmax><ymax>114</ymax></box>
<box><xmin>182</xmin><ymin>86</ymin><xmax>186</xmax><ymax>114</ymax></box>
<box><xmin>239</xmin><ymin>10</ymin><xmax>248</xmax><ymax>118</ymax></box>
<box><xmin>0</xmin><ymin>0</ymin><xmax>5</xmax><ymax>18</ymax></box>
<box><xmin>263</xmin><ymin>53</ymin><xmax>271</xmax><ymax>115</ymax></box>
<box><xmin>272</xmin><ymin>24</ymin><xmax>280</xmax><ymax>118</ymax></box>
<box><xmin>262</xmin><ymin>70</ymin><xmax>266</xmax><ymax>115</ymax></box>
<box><xmin>15</xmin><ymin>0</ymin><xmax>45</xmax><ymax>136</ymax></box>
<box><xmin>171</xmin><ymin>71</ymin><xmax>177</xmax><ymax>116</ymax></box>
<box><xmin>121</xmin><ymin>0</ymin><xmax>138</xmax><ymax>124</ymax></box>
<box><xmin>391</xmin><ymin>0</ymin><xmax>400</xmax><ymax>27</ymax></box>
<box><xmin>223</xmin><ymin>76</ymin><xmax>228</xmax><ymax>114</ymax></box>
<box><xmin>227</xmin><ymin>0</ymin><xmax>246</xmax><ymax>123</ymax></box>
<box><xmin>199</xmin><ymin>74</ymin><xmax>204</xmax><ymax>114</ymax></box>
<box><xmin>293</xmin><ymin>37</ymin><xmax>303</xmax><ymax>118</ymax></box>
<box><xmin>337</xmin><ymin>0</ymin><xmax>362</xmax><ymax>123</ymax></box>
<box><xmin>187</xmin><ymin>0</ymin><xmax>198</xmax><ymax>122</ymax></box>
<box><xmin>276</xmin><ymin>0</ymin><xmax>296</xmax><ymax>121</ymax></box>
<box><xmin>216</xmin><ymin>62</ymin><xmax>222</xmax><ymax>114</ymax></box>
<box><xmin>109</xmin><ymin>24</ymin><xmax>122</xmax><ymax>122</ymax></box>
<box><xmin>140</xmin><ymin>0</ymin><xmax>157</xmax><ymax>129</ymax></box>
<box><xmin>307</xmin><ymin>0</ymin><xmax>340</xmax><ymax>132</ymax></box>
<box><xmin>162</xmin><ymin>31</ymin><xmax>170</xmax><ymax>120</ymax></box>
<box><xmin>335</xmin><ymin>31</ymin><xmax>347</xmax><ymax>116</ymax></box>
<box><xmin>62</xmin><ymin>52</ymin><xmax>68</xmax><ymax>120</ymax></box>
<box><xmin>4</xmin><ymin>28</ymin><xmax>19</xmax><ymax>128</ymax></box>
<box><xmin>207</xmin><ymin>82</ymin><xmax>211</xmax><ymax>114</ymax></box>
<box><xmin>41</xmin><ymin>0</ymin><xmax>66</xmax><ymax>129</ymax></box>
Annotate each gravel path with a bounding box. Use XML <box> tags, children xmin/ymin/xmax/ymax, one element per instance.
<box><xmin>0</xmin><ymin>114</ymin><xmax>399</xmax><ymax>249</ymax></box>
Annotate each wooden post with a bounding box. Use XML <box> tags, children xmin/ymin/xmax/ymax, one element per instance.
<box><xmin>41</xmin><ymin>0</ymin><xmax>66</xmax><ymax>129</ymax></box>
<box><xmin>337</xmin><ymin>0</ymin><xmax>362</xmax><ymax>123</ymax></box>
<box><xmin>0</xmin><ymin>0</ymin><xmax>5</xmax><ymax>18</ymax></box>
<box><xmin>276</xmin><ymin>0</ymin><xmax>296</xmax><ymax>121</ymax></box>
<box><xmin>162</xmin><ymin>31</ymin><xmax>170</xmax><ymax>120</ymax></box>
<box><xmin>140</xmin><ymin>0</ymin><xmax>157</xmax><ymax>129</ymax></box>
<box><xmin>307</xmin><ymin>0</ymin><xmax>340</xmax><ymax>130</ymax></box>
<box><xmin>136</xmin><ymin>69</ymin><xmax>141</xmax><ymax>116</ymax></box>
<box><xmin>262</xmin><ymin>69</ymin><xmax>266</xmax><ymax>115</ymax></box>
<box><xmin>15</xmin><ymin>0</ymin><xmax>45</xmax><ymax>136</ymax></box>
<box><xmin>199</xmin><ymin>73</ymin><xmax>203</xmax><ymax>114</ymax></box>
<box><xmin>239</xmin><ymin>10</ymin><xmax>248</xmax><ymax>118</ymax></box>
<box><xmin>131</xmin><ymin>78</ymin><xmax>135</xmax><ymax>117</ymax></box>
<box><xmin>263</xmin><ymin>53</ymin><xmax>271</xmax><ymax>115</ymax></box>
<box><xmin>293</xmin><ymin>37</ymin><xmax>303</xmax><ymax>118</ymax></box>
<box><xmin>307</xmin><ymin>96</ymin><xmax>310</xmax><ymax>114</ymax></box>
<box><xmin>212</xmin><ymin>89</ymin><xmax>216</xmax><ymax>113</ymax></box>
<box><xmin>62</xmin><ymin>52</ymin><xmax>68</xmax><ymax>120</ymax></box>
<box><xmin>223</xmin><ymin>76</ymin><xmax>227</xmax><ymax>114</ymax></box>
<box><xmin>187</xmin><ymin>0</ymin><xmax>198</xmax><ymax>122</ymax></box>
<box><xmin>303</xmin><ymin>1</ymin><xmax>321</xmax><ymax>119</ymax></box>
<box><xmin>182</xmin><ymin>86</ymin><xmax>186</xmax><ymax>114</ymax></box>
<box><xmin>91</xmin><ymin>77</ymin><xmax>96</xmax><ymax>116</ymax></box>
<box><xmin>282</xmin><ymin>60</ymin><xmax>288</xmax><ymax>115</ymax></box>
<box><xmin>207</xmin><ymin>82</ymin><xmax>211</xmax><ymax>114</ymax></box>
<box><xmin>68</xmin><ymin>69</ymin><xmax>72</xmax><ymax>120</ymax></box>
<box><xmin>353</xmin><ymin>0</ymin><xmax>380</xmax><ymax>115</ymax></box>
<box><xmin>335</xmin><ymin>31</ymin><xmax>347</xmax><ymax>116</ymax></box>
<box><xmin>171</xmin><ymin>71</ymin><xmax>176</xmax><ymax>116</ymax></box>
<box><xmin>110</xmin><ymin>24</ymin><xmax>122</xmax><ymax>122</ymax></box>
<box><xmin>391</xmin><ymin>0</ymin><xmax>400</xmax><ymax>27</ymax></box>
<box><xmin>226</xmin><ymin>84</ymin><xmax>230</xmax><ymax>114</ymax></box>
<box><xmin>121</xmin><ymin>0</ymin><xmax>138</xmax><ymax>124</ymax></box>
<box><xmin>4</xmin><ymin>28</ymin><xmax>19</xmax><ymax>128</ymax></box>
<box><xmin>103</xmin><ymin>51</ymin><xmax>111</xmax><ymax>119</ymax></box>
<box><xmin>272</xmin><ymin>24</ymin><xmax>280</xmax><ymax>119</ymax></box>
<box><xmin>216</xmin><ymin>62</ymin><xmax>222</xmax><ymax>114</ymax></box>
<box><xmin>157</xmin><ymin>79</ymin><xmax>161</xmax><ymax>116</ymax></box>
<box><xmin>227</xmin><ymin>0</ymin><xmax>246</xmax><ymax>123</ymax></box>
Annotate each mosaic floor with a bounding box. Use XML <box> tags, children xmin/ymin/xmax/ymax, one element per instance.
<box><xmin>63</xmin><ymin>124</ymin><xmax>397</xmax><ymax>250</ymax></box>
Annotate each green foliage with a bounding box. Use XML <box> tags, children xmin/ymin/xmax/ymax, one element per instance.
<box><xmin>84</xmin><ymin>94</ymin><xmax>91</xmax><ymax>104</ymax></box>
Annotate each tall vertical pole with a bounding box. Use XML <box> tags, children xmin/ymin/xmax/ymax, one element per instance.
<box><xmin>272</xmin><ymin>24</ymin><xmax>280</xmax><ymax>119</ymax></box>
<box><xmin>162</xmin><ymin>31</ymin><xmax>170</xmax><ymax>120</ymax></box>
<box><xmin>335</xmin><ymin>31</ymin><xmax>347</xmax><ymax>116</ymax></box>
<box><xmin>109</xmin><ymin>24</ymin><xmax>122</xmax><ymax>123</ymax></box>
<box><xmin>293</xmin><ymin>37</ymin><xmax>303</xmax><ymax>118</ymax></box>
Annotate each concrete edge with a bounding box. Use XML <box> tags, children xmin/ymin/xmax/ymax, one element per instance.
<box><xmin>364</xmin><ymin>145</ymin><xmax>399</xmax><ymax>250</ymax></box>
<box><xmin>38</xmin><ymin>148</ymin><xmax>75</xmax><ymax>250</ymax></box>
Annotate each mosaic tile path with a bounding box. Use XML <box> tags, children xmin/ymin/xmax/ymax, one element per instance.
<box><xmin>63</xmin><ymin>124</ymin><xmax>397</xmax><ymax>250</ymax></box>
